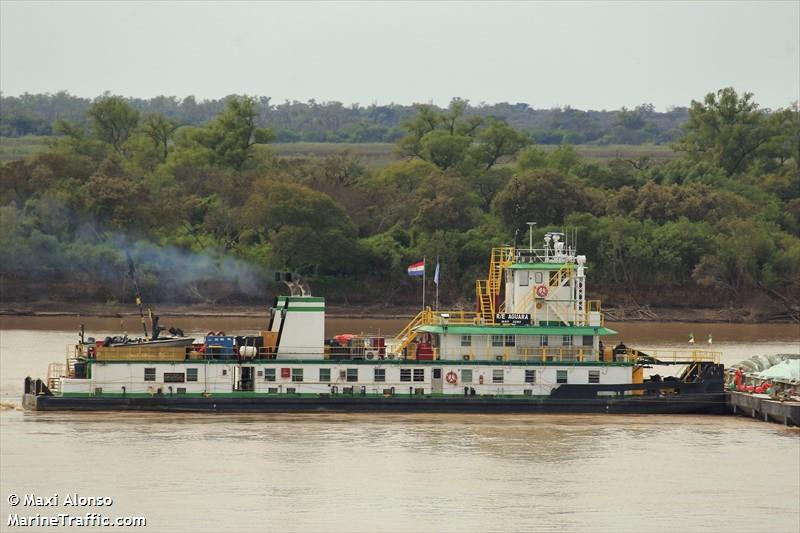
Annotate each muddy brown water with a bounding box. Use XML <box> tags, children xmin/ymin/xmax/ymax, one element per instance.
<box><xmin>1</xmin><ymin>317</ymin><xmax>798</xmax><ymax>532</ymax></box>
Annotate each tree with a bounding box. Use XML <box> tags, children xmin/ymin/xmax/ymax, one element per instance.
<box><xmin>193</xmin><ymin>95</ymin><xmax>275</xmax><ymax>170</ymax></box>
<box><xmin>140</xmin><ymin>113</ymin><xmax>178</xmax><ymax>162</ymax></box>
<box><xmin>492</xmin><ymin>170</ymin><xmax>594</xmax><ymax>231</ymax></box>
<box><xmin>673</xmin><ymin>88</ymin><xmax>787</xmax><ymax>176</ymax></box>
<box><xmin>86</xmin><ymin>96</ymin><xmax>140</xmax><ymax>154</ymax></box>
<box><xmin>470</xmin><ymin>119</ymin><xmax>531</xmax><ymax>170</ymax></box>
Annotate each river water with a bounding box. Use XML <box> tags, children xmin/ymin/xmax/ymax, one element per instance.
<box><xmin>1</xmin><ymin>317</ymin><xmax>798</xmax><ymax>532</ymax></box>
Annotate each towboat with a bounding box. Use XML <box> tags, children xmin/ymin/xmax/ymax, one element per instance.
<box><xmin>23</xmin><ymin>232</ymin><xmax>726</xmax><ymax>413</ymax></box>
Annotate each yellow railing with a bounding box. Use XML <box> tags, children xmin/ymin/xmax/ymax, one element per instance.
<box><xmin>516</xmin><ymin>347</ymin><xmax>598</xmax><ymax>362</ymax></box>
<box><xmin>585</xmin><ymin>300</ymin><xmax>604</xmax><ymax>326</ymax></box>
<box><xmin>549</xmin><ymin>264</ymin><xmax>574</xmax><ymax>288</ymax></box>
<box><xmin>47</xmin><ymin>362</ymin><xmax>65</xmax><ymax>393</ymax></box>
<box><xmin>625</xmin><ymin>348</ymin><xmax>721</xmax><ymax>364</ymax></box>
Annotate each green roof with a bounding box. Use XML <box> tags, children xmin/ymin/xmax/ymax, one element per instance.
<box><xmin>508</xmin><ymin>263</ymin><xmax>570</xmax><ymax>270</ymax></box>
<box><xmin>417</xmin><ymin>325</ymin><xmax>616</xmax><ymax>336</ymax></box>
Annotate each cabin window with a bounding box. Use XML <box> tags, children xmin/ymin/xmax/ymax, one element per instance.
<box><xmin>519</xmin><ymin>271</ymin><xmax>529</xmax><ymax>286</ymax></box>
<box><xmin>461</xmin><ymin>335</ymin><xmax>472</xmax><ymax>347</ymax></box>
<box><xmin>319</xmin><ymin>368</ymin><xmax>330</xmax><ymax>382</ymax></box>
<box><xmin>374</xmin><ymin>368</ymin><xmax>386</xmax><ymax>382</ymax></box>
<box><xmin>525</xmin><ymin>370</ymin><xmax>536</xmax><ymax>384</ymax></box>
<box><xmin>164</xmin><ymin>372</ymin><xmax>185</xmax><ymax>383</ymax></box>
<box><xmin>491</xmin><ymin>335</ymin><xmax>504</xmax><ymax>347</ymax></box>
<box><xmin>556</xmin><ymin>370</ymin><xmax>568</xmax><ymax>384</ymax></box>
<box><xmin>562</xmin><ymin>336</ymin><xmax>573</xmax><ymax>347</ymax></box>
<box><xmin>534</xmin><ymin>272</ymin><xmax>543</xmax><ymax>284</ymax></box>
<box><xmin>492</xmin><ymin>369</ymin><xmax>504</xmax><ymax>383</ymax></box>
<box><xmin>292</xmin><ymin>368</ymin><xmax>304</xmax><ymax>382</ymax></box>
<box><xmin>346</xmin><ymin>368</ymin><xmax>358</xmax><ymax>382</ymax></box>
<box><xmin>400</xmin><ymin>369</ymin><xmax>411</xmax><ymax>382</ymax></box>
<box><xmin>540</xmin><ymin>336</ymin><xmax>549</xmax><ymax>347</ymax></box>
<box><xmin>177</xmin><ymin>387</ymin><xmax>186</xmax><ymax>394</ymax></box>
<box><xmin>582</xmin><ymin>335</ymin><xmax>594</xmax><ymax>347</ymax></box>
<box><xmin>461</xmin><ymin>369</ymin><xmax>473</xmax><ymax>383</ymax></box>
<box><xmin>265</xmin><ymin>368</ymin><xmax>276</xmax><ymax>382</ymax></box>
<box><xmin>588</xmin><ymin>370</ymin><xmax>600</xmax><ymax>384</ymax></box>
<box><xmin>144</xmin><ymin>368</ymin><xmax>156</xmax><ymax>381</ymax></box>
<box><xmin>413</xmin><ymin>369</ymin><xmax>425</xmax><ymax>382</ymax></box>
<box><xmin>186</xmin><ymin>368</ymin><xmax>198</xmax><ymax>382</ymax></box>
<box><xmin>504</xmin><ymin>335</ymin><xmax>515</xmax><ymax>347</ymax></box>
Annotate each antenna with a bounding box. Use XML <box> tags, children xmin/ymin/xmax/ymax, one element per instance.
<box><xmin>526</xmin><ymin>222</ymin><xmax>536</xmax><ymax>251</ymax></box>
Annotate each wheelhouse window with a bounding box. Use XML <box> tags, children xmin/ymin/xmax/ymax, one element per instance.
<box><xmin>562</xmin><ymin>336</ymin><xmax>573</xmax><ymax>347</ymax></box>
<box><xmin>461</xmin><ymin>335</ymin><xmax>472</xmax><ymax>347</ymax></box>
<box><xmin>400</xmin><ymin>369</ymin><xmax>411</xmax><ymax>382</ymax></box>
<box><xmin>582</xmin><ymin>335</ymin><xmax>594</xmax><ymax>347</ymax></box>
<box><xmin>374</xmin><ymin>368</ymin><xmax>385</xmax><ymax>382</ymax></box>
<box><xmin>588</xmin><ymin>370</ymin><xmax>600</xmax><ymax>384</ymax></box>
<box><xmin>461</xmin><ymin>369</ymin><xmax>473</xmax><ymax>383</ymax></box>
<box><xmin>492</xmin><ymin>369</ymin><xmax>504</xmax><ymax>383</ymax></box>
<box><xmin>504</xmin><ymin>335</ymin><xmax>515</xmax><ymax>347</ymax></box>
<box><xmin>265</xmin><ymin>368</ymin><xmax>276</xmax><ymax>382</ymax></box>
<box><xmin>186</xmin><ymin>368</ymin><xmax>198</xmax><ymax>382</ymax></box>
<box><xmin>491</xmin><ymin>335</ymin><xmax>504</xmax><ymax>347</ymax></box>
<box><xmin>319</xmin><ymin>368</ymin><xmax>331</xmax><ymax>382</ymax></box>
<box><xmin>540</xmin><ymin>336</ymin><xmax>549</xmax><ymax>347</ymax></box>
<box><xmin>346</xmin><ymin>368</ymin><xmax>358</xmax><ymax>382</ymax></box>
<box><xmin>413</xmin><ymin>369</ymin><xmax>425</xmax><ymax>382</ymax></box>
<box><xmin>525</xmin><ymin>370</ymin><xmax>536</xmax><ymax>384</ymax></box>
<box><xmin>144</xmin><ymin>368</ymin><xmax>156</xmax><ymax>381</ymax></box>
<box><xmin>556</xmin><ymin>370</ymin><xmax>568</xmax><ymax>384</ymax></box>
<box><xmin>292</xmin><ymin>368</ymin><xmax>304</xmax><ymax>382</ymax></box>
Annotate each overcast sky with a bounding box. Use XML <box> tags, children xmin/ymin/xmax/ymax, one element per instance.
<box><xmin>1</xmin><ymin>1</ymin><xmax>798</xmax><ymax>110</ymax></box>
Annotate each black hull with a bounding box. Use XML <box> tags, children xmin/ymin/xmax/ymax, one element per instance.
<box><xmin>22</xmin><ymin>393</ymin><xmax>729</xmax><ymax>415</ymax></box>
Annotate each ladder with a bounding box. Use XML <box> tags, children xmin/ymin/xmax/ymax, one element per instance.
<box><xmin>549</xmin><ymin>264</ymin><xmax>573</xmax><ymax>288</ymax></box>
<box><xmin>476</xmin><ymin>247</ymin><xmax>514</xmax><ymax>323</ymax></box>
<box><xmin>391</xmin><ymin>308</ymin><xmax>433</xmax><ymax>356</ymax></box>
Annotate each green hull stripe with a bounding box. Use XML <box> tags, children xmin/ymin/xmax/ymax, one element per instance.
<box><xmin>284</xmin><ymin>307</ymin><xmax>325</xmax><ymax>312</ymax></box>
<box><xmin>417</xmin><ymin>325</ymin><xmax>616</xmax><ymax>335</ymax></box>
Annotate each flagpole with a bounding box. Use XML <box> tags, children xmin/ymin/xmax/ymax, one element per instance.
<box><xmin>435</xmin><ymin>255</ymin><xmax>439</xmax><ymax>310</ymax></box>
<box><xmin>422</xmin><ymin>255</ymin><xmax>426</xmax><ymax>310</ymax></box>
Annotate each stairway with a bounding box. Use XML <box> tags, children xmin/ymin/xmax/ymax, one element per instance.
<box><xmin>391</xmin><ymin>308</ymin><xmax>433</xmax><ymax>356</ymax></box>
<box><xmin>476</xmin><ymin>247</ymin><xmax>514</xmax><ymax>323</ymax></box>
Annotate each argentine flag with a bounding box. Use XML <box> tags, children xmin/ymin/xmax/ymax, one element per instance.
<box><xmin>407</xmin><ymin>261</ymin><xmax>425</xmax><ymax>276</ymax></box>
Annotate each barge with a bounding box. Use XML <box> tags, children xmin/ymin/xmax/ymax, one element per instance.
<box><xmin>23</xmin><ymin>232</ymin><xmax>726</xmax><ymax>413</ymax></box>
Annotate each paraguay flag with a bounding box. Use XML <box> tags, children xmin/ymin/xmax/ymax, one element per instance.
<box><xmin>407</xmin><ymin>261</ymin><xmax>425</xmax><ymax>276</ymax></box>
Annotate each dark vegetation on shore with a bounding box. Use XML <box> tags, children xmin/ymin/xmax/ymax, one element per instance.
<box><xmin>0</xmin><ymin>89</ymin><xmax>798</xmax><ymax>322</ymax></box>
<box><xmin>1</xmin><ymin>93</ymin><xmax>689</xmax><ymax>145</ymax></box>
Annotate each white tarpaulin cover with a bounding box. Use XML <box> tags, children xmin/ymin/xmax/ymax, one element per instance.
<box><xmin>756</xmin><ymin>359</ymin><xmax>800</xmax><ymax>384</ymax></box>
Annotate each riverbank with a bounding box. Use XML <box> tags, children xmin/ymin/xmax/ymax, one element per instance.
<box><xmin>1</xmin><ymin>301</ymin><xmax>797</xmax><ymax>323</ymax></box>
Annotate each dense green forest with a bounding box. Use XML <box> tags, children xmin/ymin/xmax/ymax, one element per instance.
<box><xmin>1</xmin><ymin>92</ymin><xmax>689</xmax><ymax>145</ymax></box>
<box><xmin>0</xmin><ymin>88</ymin><xmax>798</xmax><ymax>321</ymax></box>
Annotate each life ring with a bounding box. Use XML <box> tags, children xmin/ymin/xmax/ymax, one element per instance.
<box><xmin>535</xmin><ymin>285</ymin><xmax>549</xmax><ymax>298</ymax></box>
<box><xmin>445</xmin><ymin>371</ymin><xmax>458</xmax><ymax>385</ymax></box>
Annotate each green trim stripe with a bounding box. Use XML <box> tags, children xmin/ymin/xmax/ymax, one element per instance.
<box><xmin>417</xmin><ymin>325</ymin><xmax>616</xmax><ymax>335</ymax></box>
